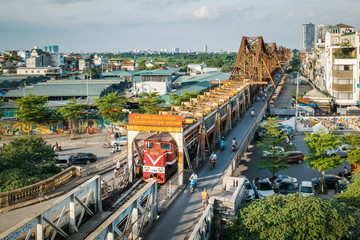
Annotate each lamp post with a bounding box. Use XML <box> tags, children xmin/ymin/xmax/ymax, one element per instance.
<box><xmin>295</xmin><ymin>71</ymin><xmax>300</xmax><ymax>132</ymax></box>
<box><xmin>86</xmin><ymin>73</ymin><xmax>90</xmax><ymax>134</ymax></box>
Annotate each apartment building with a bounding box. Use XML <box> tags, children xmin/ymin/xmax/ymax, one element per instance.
<box><xmin>311</xmin><ymin>23</ymin><xmax>359</xmax><ymax>115</ymax></box>
<box><xmin>302</xmin><ymin>23</ymin><xmax>315</xmax><ymax>52</ymax></box>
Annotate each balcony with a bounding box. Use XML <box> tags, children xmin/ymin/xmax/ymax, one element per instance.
<box><xmin>332</xmin><ymin>70</ymin><xmax>353</xmax><ymax>78</ymax></box>
<box><xmin>332</xmin><ymin>83</ymin><xmax>353</xmax><ymax>91</ymax></box>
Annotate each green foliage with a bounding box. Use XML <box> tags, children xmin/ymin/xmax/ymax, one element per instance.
<box><xmin>220</xmin><ymin>64</ymin><xmax>233</xmax><ymax>73</ymax></box>
<box><xmin>169</xmin><ymin>91</ymin><xmax>199</xmax><ymax>106</ymax></box>
<box><xmin>336</xmin><ymin>171</ymin><xmax>360</xmax><ymax>208</ymax></box>
<box><xmin>15</xmin><ymin>94</ymin><xmax>49</xmax><ymax>135</ymax></box>
<box><xmin>136</xmin><ymin>61</ymin><xmax>146</xmax><ymax>71</ymax></box>
<box><xmin>138</xmin><ymin>92</ymin><xmax>165</xmax><ymax>114</ymax></box>
<box><xmin>257</xmin><ymin>117</ymin><xmax>293</xmax><ymax>181</ymax></box>
<box><xmin>94</xmin><ymin>92</ymin><xmax>127</xmax><ymax>132</ymax></box>
<box><xmin>83</xmin><ymin>67</ymin><xmax>101</xmax><ymax>79</ymax></box>
<box><xmin>0</xmin><ymin>136</ymin><xmax>59</xmax><ymax>192</ymax></box>
<box><xmin>304</xmin><ymin>129</ymin><xmax>343</xmax><ymax>192</ymax></box>
<box><xmin>58</xmin><ymin>98</ymin><xmax>88</xmax><ymax>137</ymax></box>
<box><xmin>344</xmin><ymin>134</ymin><xmax>360</xmax><ymax>165</ymax></box>
<box><xmin>226</xmin><ymin>193</ymin><xmax>358</xmax><ymax>240</ymax></box>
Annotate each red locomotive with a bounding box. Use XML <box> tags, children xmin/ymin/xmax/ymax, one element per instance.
<box><xmin>143</xmin><ymin>132</ymin><xmax>178</xmax><ymax>183</ymax></box>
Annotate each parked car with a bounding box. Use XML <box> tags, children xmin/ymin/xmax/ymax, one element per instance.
<box><xmin>262</xmin><ymin>146</ymin><xmax>285</xmax><ymax>157</ymax></box>
<box><xmin>245</xmin><ymin>178</ymin><xmax>259</xmax><ymax>202</ymax></box>
<box><xmin>335</xmin><ymin>178</ymin><xmax>350</xmax><ymax>193</ymax></box>
<box><xmin>111</xmin><ymin>136</ymin><xmax>128</xmax><ymax>147</ymax></box>
<box><xmin>284</xmin><ymin>151</ymin><xmax>304</xmax><ymax>164</ymax></box>
<box><xmin>55</xmin><ymin>155</ymin><xmax>71</xmax><ymax>170</ymax></box>
<box><xmin>277</xmin><ymin>178</ymin><xmax>296</xmax><ymax>195</ymax></box>
<box><xmin>270</xmin><ymin>175</ymin><xmax>299</xmax><ymax>190</ymax></box>
<box><xmin>300</xmin><ymin>181</ymin><xmax>314</xmax><ymax>196</ymax></box>
<box><xmin>252</xmin><ymin>178</ymin><xmax>275</xmax><ymax>198</ymax></box>
<box><xmin>311</xmin><ymin>174</ymin><xmax>350</xmax><ymax>190</ymax></box>
<box><xmin>70</xmin><ymin>153</ymin><xmax>97</xmax><ymax>165</ymax></box>
<box><xmin>325</xmin><ymin>145</ymin><xmax>350</xmax><ymax>158</ymax></box>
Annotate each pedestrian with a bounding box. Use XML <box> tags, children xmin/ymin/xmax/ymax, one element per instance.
<box><xmin>201</xmin><ymin>188</ymin><xmax>209</xmax><ymax>211</ymax></box>
<box><xmin>116</xmin><ymin>160</ymin><xmax>121</xmax><ymax>170</ymax></box>
<box><xmin>55</xmin><ymin>142</ymin><xmax>59</xmax><ymax>151</ymax></box>
<box><xmin>342</xmin><ymin>167</ymin><xmax>348</xmax><ymax>177</ymax></box>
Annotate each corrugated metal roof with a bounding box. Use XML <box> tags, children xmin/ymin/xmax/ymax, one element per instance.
<box><xmin>173</xmin><ymin>71</ymin><xmax>230</xmax><ymax>86</ymax></box>
<box><xmin>134</xmin><ymin>70</ymin><xmax>175</xmax><ymax>76</ymax></box>
<box><xmin>101</xmin><ymin>70</ymin><xmax>137</xmax><ymax>77</ymax></box>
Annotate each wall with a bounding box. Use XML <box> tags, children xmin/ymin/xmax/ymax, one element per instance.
<box><xmin>0</xmin><ymin>118</ymin><xmax>127</xmax><ymax>135</ymax></box>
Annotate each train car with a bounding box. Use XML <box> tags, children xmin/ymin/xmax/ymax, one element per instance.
<box><xmin>143</xmin><ymin>132</ymin><xmax>178</xmax><ymax>183</ymax></box>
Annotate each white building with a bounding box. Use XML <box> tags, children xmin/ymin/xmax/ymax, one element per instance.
<box><xmin>322</xmin><ymin>24</ymin><xmax>358</xmax><ymax>114</ymax></box>
<box><xmin>302</xmin><ymin>23</ymin><xmax>315</xmax><ymax>52</ymax></box>
<box><xmin>94</xmin><ymin>54</ymin><xmax>108</xmax><ymax>67</ymax></box>
<box><xmin>135</xmin><ymin>70</ymin><xmax>174</xmax><ymax>95</ymax></box>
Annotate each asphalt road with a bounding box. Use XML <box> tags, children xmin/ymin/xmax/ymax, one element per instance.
<box><xmin>234</xmin><ymin>133</ymin><xmax>351</xmax><ymax>186</ymax></box>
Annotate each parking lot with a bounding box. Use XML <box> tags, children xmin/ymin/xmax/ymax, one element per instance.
<box><xmin>234</xmin><ymin>133</ymin><xmax>351</xmax><ymax>197</ymax></box>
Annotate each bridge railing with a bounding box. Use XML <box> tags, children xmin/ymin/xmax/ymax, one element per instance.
<box><xmin>84</xmin><ymin>180</ymin><xmax>158</xmax><ymax>240</ymax></box>
<box><xmin>188</xmin><ymin>205</ymin><xmax>213</xmax><ymax>240</ymax></box>
<box><xmin>157</xmin><ymin>170</ymin><xmax>184</xmax><ymax>210</ymax></box>
<box><xmin>0</xmin><ymin>176</ymin><xmax>102</xmax><ymax>240</ymax></box>
<box><xmin>0</xmin><ymin>166</ymin><xmax>80</xmax><ymax>208</ymax></box>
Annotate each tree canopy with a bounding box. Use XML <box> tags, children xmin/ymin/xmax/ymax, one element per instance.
<box><xmin>58</xmin><ymin>98</ymin><xmax>88</xmax><ymax>138</ymax></box>
<box><xmin>304</xmin><ymin>129</ymin><xmax>343</xmax><ymax>192</ymax></box>
<box><xmin>257</xmin><ymin>117</ymin><xmax>294</xmax><ymax>182</ymax></box>
<box><xmin>226</xmin><ymin>193</ymin><xmax>358</xmax><ymax>240</ymax></box>
<box><xmin>0</xmin><ymin>136</ymin><xmax>59</xmax><ymax>192</ymax></box>
<box><xmin>94</xmin><ymin>92</ymin><xmax>127</xmax><ymax>132</ymax></box>
<box><xmin>336</xmin><ymin>171</ymin><xmax>360</xmax><ymax>208</ymax></box>
<box><xmin>344</xmin><ymin>134</ymin><xmax>360</xmax><ymax>165</ymax></box>
<box><xmin>138</xmin><ymin>92</ymin><xmax>165</xmax><ymax>114</ymax></box>
<box><xmin>169</xmin><ymin>91</ymin><xmax>199</xmax><ymax>106</ymax></box>
<box><xmin>15</xmin><ymin>93</ymin><xmax>48</xmax><ymax>135</ymax></box>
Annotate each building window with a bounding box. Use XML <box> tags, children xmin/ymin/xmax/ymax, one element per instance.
<box><xmin>37</xmin><ymin>71</ymin><xmax>40</xmax><ymax>73</ymax></box>
<box><xmin>25</xmin><ymin>71</ymin><xmax>28</xmax><ymax>73</ymax></box>
<box><xmin>31</xmin><ymin>71</ymin><xmax>34</xmax><ymax>73</ymax></box>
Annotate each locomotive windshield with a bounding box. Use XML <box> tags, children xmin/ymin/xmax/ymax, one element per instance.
<box><xmin>145</xmin><ymin>142</ymin><xmax>155</xmax><ymax>149</ymax></box>
<box><xmin>161</xmin><ymin>143</ymin><xmax>171</xmax><ymax>150</ymax></box>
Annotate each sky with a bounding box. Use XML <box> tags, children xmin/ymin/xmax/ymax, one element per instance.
<box><xmin>0</xmin><ymin>0</ymin><xmax>359</xmax><ymax>53</ymax></box>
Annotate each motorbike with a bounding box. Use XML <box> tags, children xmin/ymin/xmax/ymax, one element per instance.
<box><xmin>220</xmin><ymin>140</ymin><xmax>226</xmax><ymax>151</ymax></box>
<box><xmin>190</xmin><ymin>178</ymin><xmax>197</xmax><ymax>193</ymax></box>
<box><xmin>251</xmin><ymin>110</ymin><xmax>255</xmax><ymax>117</ymax></box>
<box><xmin>210</xmin><ymin>158</ymin><xmax>215</xmax><ymax>170</ymax></box>
<box><xmin>103</xmin><ymin>142</ymin><xmax>111</xmax><ymax>148</ymax></box>
<box><xmin>53</xmin><ymin>145</ymin><xmax>62</xmax><ymax>151</ymax></box>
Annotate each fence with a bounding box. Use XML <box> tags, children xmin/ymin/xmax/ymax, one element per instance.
<box><xmin>157</xmin><ymin>170</ymin><xmax>185</xmax><ymax>211</ymax></box>
<box><xmin>0</xmin><ymin>166</ymin><xmax>80</xmax><ymax>208</ymax></box>
<box><xmin>188</xmin><ymin>205</ymin><xmax>213</xmax><ymax>240</ymax></box>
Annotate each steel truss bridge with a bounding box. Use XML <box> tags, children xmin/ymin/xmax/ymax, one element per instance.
<box><xmin>1</xmin><ymin>36</ymin><xmax>290</xmax><ymax>240</ymax></box>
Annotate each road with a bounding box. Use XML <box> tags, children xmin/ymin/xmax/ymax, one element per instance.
<box><xmin>234</xmin><ymin>134</ymin><xmax>351</xmax><ymax>185</ymax></box>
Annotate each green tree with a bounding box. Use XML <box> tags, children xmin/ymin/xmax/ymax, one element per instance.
<box><xmin>304</xmin><ymin>129</ymin><xmax>343</xmax><ymax>193</ymax></box>
<box><xmin>94</xmin><ymin>92</ymin><xmax>128</xmax><ymax>133</ymax></box>
<box><xmin>220</xmin><ymin>64</ymin><xmax>233</xmax><ymax>73</ymax></box>
<box><xmin>257</xmin><ymin>117</ymin><xmax>294</xmax><ymax>184</ymax></box>
<box><xmin>0</xmin><ymin>136</ymin><xmax>58</xmax><ymax>192</ymax></box>
<box><xmin>136</xmin><ymin>61</ymin><xmax>146</xmax><ymax>71</ymax></box>
<box><xmin>226</xmin><ymin>193</ymin><xmax>358</xmax><ymax>240</ymax></box>
<box><xmin>58</xmin><ymin>98</ymin><xmax>88</xmax><ymax>139</ymax></box>
<box><xmin>138</xmin><ymin>92</ymin><xmax>165</xmax><ymax>114</ymax></box>
<box><xmin>169</xmin><ymin>91</ymin><xmax>199</xmax><ymax>106</ymax></box>
<box><xmin>344</xmin><ymin>134</ymin><xmax>360</xmax><ymax>167</ymax></box>
<box><xmin>83</xmin><ymin>67</ymin><xmax>100</xmax><ymax>79</ymax></box>
<box><xmin>336</xmin><ymin>171</ymin><xmax>360</xmax><ymax>208</ymax></box>
<box><xmin>15</xmin><ymin>94</ymin><xmax>48</xmax><ymax>135</ymax></box>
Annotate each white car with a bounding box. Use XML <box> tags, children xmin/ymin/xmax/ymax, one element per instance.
<box><xmin>245</xmin><ymin>178</ymin><xmax>259</xmax><ymax>201</ymax></box>
<box><xmin>111</xmin><ymin>136</ymin><xmax>128</xmax><ymax>147</ymax></box>
<box><xmin>325</xmin><ymin>144</ymin><xmax>350</xmax><ymax>158</ymax></box>
<box><xmin>300</xmin><ymin>181</ymin><xmax>314</xmax><ymax>196</ymax></box>
<box><xmin>262</xmin><ymin>146</ymin><xmax>285</xmax><ymax>157</ymax></box>
<box><xmin>252</xmin><ymin>178</ymin><xmax>275</xmax><ymax>198</ymax></box>
<box><xmin>55</xmin><ymin>155</ymin><xmax>71</xmax><ymax>170</ymax></box>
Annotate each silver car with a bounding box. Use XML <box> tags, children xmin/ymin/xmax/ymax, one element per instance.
<box><xmin>111</xmin><ymin>136</ymin><xmax>128</xmax><ymax>147</ymax></box>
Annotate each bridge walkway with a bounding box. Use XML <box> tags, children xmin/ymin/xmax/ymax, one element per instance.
<box><xmin>145</xmin><ymin>99</ymin><xmax>266</xmax><ymax>240</ymax></box>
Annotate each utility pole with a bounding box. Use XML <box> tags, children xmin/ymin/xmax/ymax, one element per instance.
<box><xmin>22</xmin><ymin>81</ymin><xmax>26</xmax><ymax>97</ymax></box>
<box><xmin>295</xmin><ymin>71</ymin><xmax>300</xmax><ymax>132</ymax></box>
<box><xmin>87</xmin><ymin>73</ymin><xmax>90</xmax><ymax>134</ymax></box>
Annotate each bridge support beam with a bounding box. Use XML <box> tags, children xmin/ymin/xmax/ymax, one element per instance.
<box><xmin>169</xmin><ymin>132</ymin><xmax>185</xmax><ymax>185</ymax></box>
<box><xmin>127</xmin><ymin>130</ymin><xmax>140</xmax><ymax>182</ymax></box>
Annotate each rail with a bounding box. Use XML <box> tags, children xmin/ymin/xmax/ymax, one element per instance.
<box><xmin>0</xmin><ymin>166</ymin><xmax>80</xmax><ymax>208</ymax></box>
<box><xmin>188</xmin><ymin>205</ymin><xmax>213</xmax><ymax>240</ymax></box>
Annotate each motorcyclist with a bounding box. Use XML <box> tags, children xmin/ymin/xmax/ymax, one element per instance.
<box><xmin>251</xmin><ymin>107</ymin><xmax>255</xmax><ymax>117</ymax></box>
<box><xmin>210</xmin><ymin>151</ymin><xmax>217</xmax><ymax>165</ymax></box>
<box><xmin>190</xmin><ymin>172</ymin><xmax>198</xmax><ymax>181</ymax></box>
<box><xmin>220</xmin><ymin>136</ymin><xmax>226</xmax><ymax>149</ymax></box>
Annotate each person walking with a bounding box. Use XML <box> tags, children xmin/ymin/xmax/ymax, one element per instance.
<box><xmin>201</xmin><ymin>188</ymin><xmax>209</xmax><ymax>211</ymax></box>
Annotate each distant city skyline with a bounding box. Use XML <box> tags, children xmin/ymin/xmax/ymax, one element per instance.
<box><xmin>0</xmin><ymin>0</ymin><xmax>359</xmax><ymax>53</ymax></box>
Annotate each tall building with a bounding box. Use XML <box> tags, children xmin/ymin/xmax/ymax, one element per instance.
<box><xmin>302</xmin><ymin>23</ymin><xmax>315</xmax><ymax>52</ymax></box>
<box><xmin>43</xmin><ymin>45</ymin><xmax>59</xmax><ymax>53</ymax></box>
<box><xmin>203</xmin><ymin>45</ymin><xmax>207</xmax><ymax>53</ymax></box>
<box><xmin>171</xmin><ymin>48</ymin><xmax>179</xmax><ymax>53</ymax></box>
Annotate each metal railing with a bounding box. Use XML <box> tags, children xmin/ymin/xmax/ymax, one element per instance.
<box><xmin>157</xmin><ymin>170</ymin><xmax>185</xmax><ymax>210</ymax></box>
<box><xmin>0</xmin><ymin>166</ymin><xmax>80</xmax><ymax>208</ymax></box>
<box><xmin>188</xmin><ymin>205</ymin><xmax>213</xmax><ymax>240</ymax></box>
<box><xmin>0</xmin><ymin>176</ymin><xmax>102</xmax><ymax>240</ymax></box>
